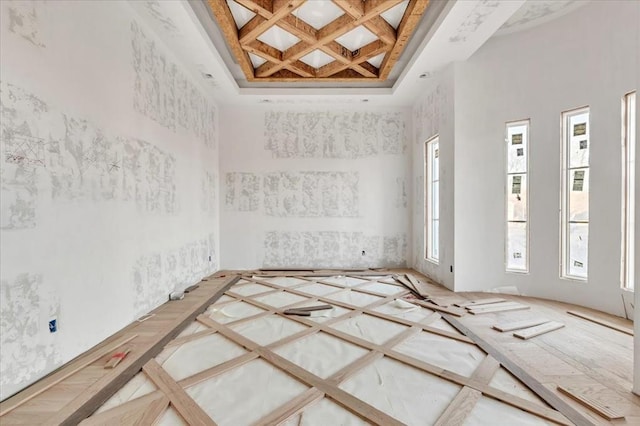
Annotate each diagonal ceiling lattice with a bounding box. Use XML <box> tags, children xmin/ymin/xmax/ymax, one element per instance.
<box><xmin>207</xmin><ymin>0</ymin><xmax>430</xmax><ymax>82</ymax></box>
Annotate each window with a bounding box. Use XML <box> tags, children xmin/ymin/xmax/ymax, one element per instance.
<box><xmin>425</xmin><ymin>136</ymin><xmax>439</xmax><ymax>262</ymax></box>
<box><xmin>622</xmin><ymin>92</ymin><xmax>636</xmax><ymax>290</ymax></box>
<box><xmin>561</xmin><ymin>107</ymin><xmax>590</xmax><ymax>280</ymax></box>
<box><xmin>506</xmin><ymin>120</ymin><xmax>529</xmax><ymax>272</ymax></box>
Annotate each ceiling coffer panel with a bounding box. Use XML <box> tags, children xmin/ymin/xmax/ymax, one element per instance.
<box><xmin>208</xmin><ymin>0</ymin><xmax>429</xmax><ymax>82</ymax></box>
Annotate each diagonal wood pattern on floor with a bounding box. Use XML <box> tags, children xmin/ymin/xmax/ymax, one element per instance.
<box><xmin>0</xmin><ymin>269</ymin><xmax>637</xmax><ymax>425</ymax></box>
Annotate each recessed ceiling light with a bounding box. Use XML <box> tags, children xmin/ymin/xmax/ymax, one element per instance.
<box><xmin>419</xmin><ymin>72</ymin><xmax>431</xmax><ymax>79</ymax></box>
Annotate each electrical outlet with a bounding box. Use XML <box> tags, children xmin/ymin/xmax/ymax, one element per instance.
<box><xmin>208</xmin><ymin>255</ymin><xmax>212</xmax><ymax>262</ymax></box>
<box><xmin>361</xmin><ymin>250</ymin><xmax>366</xmax><ymax>256</ymax></box>
<box><xmin>49</xmin><ymin>318</ymin><xmax>57</xmax><ymax>333</ymax></box>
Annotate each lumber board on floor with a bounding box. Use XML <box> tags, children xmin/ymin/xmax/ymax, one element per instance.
<box><xmin>492</xmin><ymin>318</ymin><xmax>550</xmax><ymax>332</ymax></box>
<box><xmin>455</xmin><ymin>298</ymin><xmax>507</xmax><ymax>308</ymax></box>
<box><xmin>0</xmin><ymin>333</ymin><xmax>137</xmax><ymax>417</ymax></box>
<box><xmin>411</xmin><ymin>299</ymin><xmax>466</xmax><ymax>317</ymax></box>
<box><xmin>469</xmin><ymin>304</ymin><xmax>530</xmax><ymax>315</ymax></box>
<box><xmin>557</xmin><ymin>386</ymin><xmax>625</xmax><ymax>420</ymax></box>
<box><xmin>433</xmin><ymin>387</ymin><xmax>482</xmax><ymax>426</ymax></box>
<box><xmin>442</xmin><ymin>314</ymin><xmax>594</xmax><ymax>426</ymax></box>
<box><xmin>1</xmin><ymin>275</ymin><xmax>239</xmax><ymax>426</ymax></box>
<box><xmin>513</xmin><ymin>322</ymin><xmax>565</xmax><ymax>340</ymax></box>
<box><xmin>567</xmin><ymin>310</ymin><xmax>633</xmax><ymax>336</ymax></box>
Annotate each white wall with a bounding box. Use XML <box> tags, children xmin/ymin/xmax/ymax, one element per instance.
<box><xmin>412</xmin><ymin>65</ymin><xmax>456</xmax><ymax>290</ymax></box>
<box><xmin>219</xmin><ymin>106</ymin><xmax>412</xmax><ymax>270</ymax></box>
<box><xmin>0</xmin><ymin>0</ymin><xmax>219</xmax><ymax>399</ymax></box>
<box><xmin>451</xmin><ymin>0</ymin><xmax>639</xmax><ymax>316</ymax></box>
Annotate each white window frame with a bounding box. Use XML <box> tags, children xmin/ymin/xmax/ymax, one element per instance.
<box><xmin>622</xmin><ymin>91</ymin><xmax>636</xmax><ymax>291</ymax></box>
<box><xmin>560</xmin><ymin>106</ymin><xmax>590</xmax><ymax>281</ymax></box>
<box><xmin>505</xmin><ymin>119</ymin><xmax>530</xmax><ymax>273</ymax></box>
<box><xmin>425</xmin><ymin>135</ymin><xmax>439</xmax><ymax>263</ymax></box>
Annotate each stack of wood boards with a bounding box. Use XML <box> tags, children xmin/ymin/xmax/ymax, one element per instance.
<box><xmin>492</xmin><ymin>318</ymin><xmax>565</xmax><ymax>340</ymax></box>
<box><xmin>454</xmin><ymin>298</ymin><xmax>530</xmax><ymax>315</ymax></box>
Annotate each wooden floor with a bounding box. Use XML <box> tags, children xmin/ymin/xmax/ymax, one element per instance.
<box><xmin>0</xmin><ymin>269</ymin><xmax>637</xmax><ymax>425</ymax></box>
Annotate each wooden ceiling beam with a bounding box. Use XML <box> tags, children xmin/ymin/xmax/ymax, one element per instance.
<box><xmin>259</xmin><ymin>0</ymin><xmax>402</xmax><ymax>77</ymax></box>
<box><xmin>207</xmin><ymin>0</ymin><xmax>255</xmax><ymax>79</ymax></box>
<box><xmin>246</xmin><ymin>40</ymin><xmax>316</xmax><ymax>77</ymax></box>
<box><xmin>210</xmin><ymin>0</ymin><xmax>425</xmax><ymax>82</ymax></box>
<box><xmin>333</xmin><ymin>0</ymin><xmax>396</xmax><ymax>45</ymax></box>
<box><xmin>238</xmin><ymin>0</ymin><xmax>304</xmax><ymax>45</ymax></box>
<box><xmin>234</xmin><ymin>0</ymin><xmax>273</xmax><ymax>15</ymax></box>
<box><xmin>356</xmin><ymin>61</ymin><xmax>379</xmax><ymax>77</ymax></box>
<box><xmin>379</xmin><ymin>0</ymin><xmax>429</xmax><ymax>80</ymax></box>
<box><xmin>317</xmin><ymin>39</ymin><xmax>386</xmax><ymax>78</ymax></box>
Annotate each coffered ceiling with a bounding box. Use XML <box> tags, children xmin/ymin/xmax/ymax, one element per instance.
<box><xmin>207</xmin><ymin>0</ymin><xmax>429</xmax><ymax>82</ymax></box>
<box><xmin>127</xmin><ymin>0</ymin><xmax>589</xmax><ymax>105</ymax></box>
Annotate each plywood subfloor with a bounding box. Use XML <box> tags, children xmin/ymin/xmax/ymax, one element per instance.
<box><xmin>0</xmin><ymin>269</ymin><xmax>637</xmax><ymax>425</ymax></box>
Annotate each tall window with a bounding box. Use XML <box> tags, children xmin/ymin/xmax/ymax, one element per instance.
<box><xmin>425</xmin><ymin>136</ymin><xmax>439</xmax><ymax>262</ymax></box>
<box><xmin>561</xmin><ymin>107</ymin><xmax>590</xmax><ymax>280</ymax></box>
<box><xmin>506</xmin><ymin>120</ymin><xmax>529</xmax><ymax>272</ymax></box>
<box><xmin>622</xmin><ymin>92</ymin><xmax>636</xmax><ymax>290</ymax></box>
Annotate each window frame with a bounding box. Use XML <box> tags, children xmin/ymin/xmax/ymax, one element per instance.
<box><xmin>505</xmin><ymin>119</ymin><xmax>530</xmax><ymax>273</ymax></box>
<box><xmin>621</xmin><ymin>91</ymin><xmax>636</xmax><ymax>291</ymax></box>
<box><xmin>424</xmin><ymin>135</ymin><xmax>439</xmax><ymax>264</ymax></box>
<box><xmin>560</xmin><ymin>106</ymin><xmax>590</xmax><ymax>281</ymax></box>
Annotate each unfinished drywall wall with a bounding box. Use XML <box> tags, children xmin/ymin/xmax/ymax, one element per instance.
<box><xmin>412</xmin><ymin>65</ymin><xmax>456</xmax><ymax>290</ymax></box>
<box><xmin>0</xmin><ymin>0</ymin><xmax>219</xmax><ymax>399</ymax></box>
<box><xmin>219</xmin><ymin>107</ymin><xmax>411</xmax><ymax>270</ymax></box>
<box><xmin>451</xmin><ymin>0</ymin><xmax>639</xmax><ymax>317</ymax></box>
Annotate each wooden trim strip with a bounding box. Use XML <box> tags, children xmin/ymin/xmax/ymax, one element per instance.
<box><xmin>326</xmin><ymin>351</ymin><xmax>385</xmax><ymax>386</ymax></box>
<box><xmin>137</xmin><ymin>394</ymin><xmax>171</xmax><ymax>425</ymax></box>
<box><xmin>251</xmin><ymin>388</ymin><xmax>324</xmax><ymax>426</ymax></box>
<box><xmin>78</xmin><ymin>392</ymin><xmax>164</xmax><ymax>426</ymax></box>
<box><xmin>455</xmin><ymin>298</ymin><xmax>507</xmax><ymax>308</ymax></box>
<box><xmin>470</xmin><ymin>355</ymin><xmax>501</xmax><ymax>383</ymax></box>
<box><xmin>0</xmin><ymin>333</ymin><xmax>138</xmax><ymax>416</ymax></box>
<box><xmin>255</xmin><ymin>348</ymin><xmax>404</xmax><ymax>426</ymax></box>
<box><xmin>143</xmin><ymin>360</ymin><xmax>216</xmax><ymax>425</ymax></box>
<box><xmin>165</xmin><ymin>329</ymin><xmax>218</xmax><ymax>348</ymax></box>
<box><xmin>433</xmin><ymin>387</ymin><xmax>483</xmax><ymax>426</ymax></box>
<box><xmin>411</xmin><ymin>299</ymin><xmax>466</xmax><ymax>317</ymax></box>
<box><xmin>557</xmin><ymin>386</ymin><xmax>624</xmax><ymax>420</ymax></box>
<box><xmin>242</xmin><ymin>276</ymin><xmax>473</xmax><ymax>343</ymax></box>
<box><xmin>513</xmin><ymin>322</ymin><xmax>564</xmax><ymax>340</ymax></box>
<box><xmin>39</xmin><ymin>275</ymin><xmax>240</xmax><ymax>425</ymax></box>
<box><xmin>492</xmin><ymin>319</ymin><xmax>550</xmax><ymax>332</ymax></box>
<box><xmin>567</xmin><ymin>310</ymin><xmax>633</xmax><ymax>336</ymax></box>
<box><xmin>469</xmin><ymin>304</ymin><xmax>530</xmax><ymax>315</ymax></box>
<box><xmin>441</xmin><ymin>314</ymin><xmax>594</xmax><ymax>426</ymax></box>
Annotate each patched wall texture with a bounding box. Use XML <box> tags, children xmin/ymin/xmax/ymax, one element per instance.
<box><xmin>0</xmin><ymin>0</ymin><xmax>219</xmax><ymax>400</ymax></box>
<box><xmin>220</xmin><ymin>107</ymin><xmax>411</xmax><ymax>270</ymax></box>
<box><xmin>264</xmin><ymin>111</ymin><xmax>406</xmax><ymax>158</ymax></box>
<box><xmin>0</xmin><ymin>274</ymin><xmax>61</xmax><ymax>393</ymax></box>
<box><xmin>225</xmin><ymin>171</ymin><xmax>359</xmax><ymax>217</ymax></box>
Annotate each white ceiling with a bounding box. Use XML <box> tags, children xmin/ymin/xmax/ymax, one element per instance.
<box><xmin>127</xmin><ymin>0</ymin><xmax>589</xmax><ymax>107</ymax></box>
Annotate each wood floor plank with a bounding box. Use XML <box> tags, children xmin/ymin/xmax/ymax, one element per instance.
<box><xmin>434</xmin><ymin>387</ymin><xmax>482</xmax><ymax>426</ymax></box>
<box><xmin>252</xmin><ymin>388</ymin><xmax>324</xmax><ymax>426</ymax></box>
<box><xmin>514</xmin><ymin>322</ymin><xmax>565</xmax><ymax>340</ymax></box>
<box><xmin>557</xmin><ymin>386</ymin><xmax>625</xmax><ymax>420</ymax></box>
<box><xmin>567</xmin><ymin>311</ymin><xmax>633</xmax><ymax>336</ymax></box>
<box><xmin>455</xmin><ymin>298</ymin><xmax>507</xmax><ymax>308</ymax></box>
<box><xmin>442</xmin><ymin>314</ymin><xmax>593</xmax><ymax>426</ymax></box>
<box><xmin>142</xmin><ymin>360</ymin><xmax>215</xmax><ymax>426</ymax></box>
<box><xmin>255</xmin><ymin>348</ymin><xmax>404</xmax><ymax>426</ymax></box>
<box><xmin>469</xmin><ymin>304</ymin><xmax>530</xmax><ymax>315</ymax></box>
<box><xmin>492</xmin><ymin>319</ymin><xmax>550</xmax><ymax>332</ymax></box>
<box><xmin>0</xmin><ymin>333</ymin><xmax>137</xmax><ymax>417</ymax></box>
